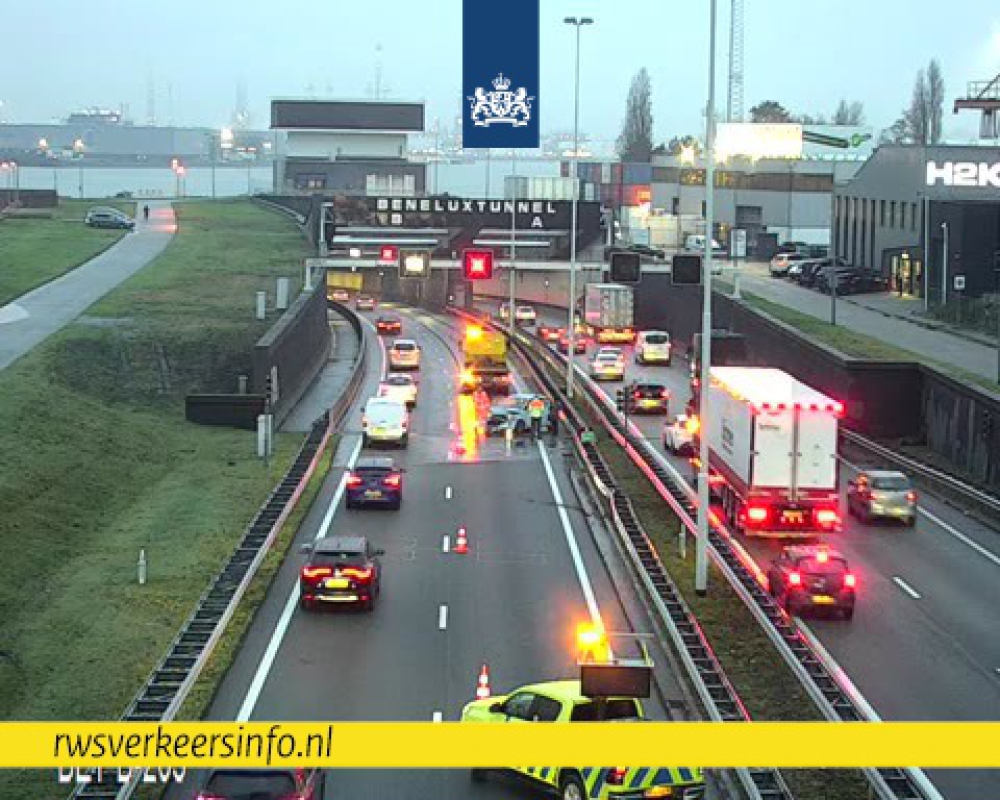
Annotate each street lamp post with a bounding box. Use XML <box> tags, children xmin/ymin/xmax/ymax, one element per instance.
<box><xmin>695</xmin><ymin>0</ymin><xmax>719</xmax><ymax>597</ymax></box>
<box><xmin>73</xmin><ymin>138</ymin><xmax>85</xmax><ymax>199</ymax></box>
<box><xmin>509</xmin><ymin>149</ymin><xmax>518</xmax><ymax>336</ymax></box>
<box><xmin>941</xmin><ymin>221</ymin><xmax>949</xmax><ymax>307</ymax></box>
<box><xmin>678</xmin><ymin>145</ymin><xmax>696</xmax><ymax>251</ymax></box>
<box><xmin>564</xmin><ymin>15</ymin><xmax>594</xmax><ymax>399</ymax></box>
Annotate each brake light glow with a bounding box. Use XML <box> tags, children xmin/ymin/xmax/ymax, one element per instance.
<box><xmin>746</xmin><ymin>506</ymin><xmax>769</xmax><ymax>523</ymax></box>
<box><xmin>788</xmin><ymin>571</ymin><xmax>802</xmax><ymax>586</ymax></box>
<box><xmin>346</xmin><ymin>475</ymin><xmax>363</xmax><ymax>488</ymax></box>
<box><xmin>301</xmin><ymin>566</ymin><xmax>333</xmax><ymax>580</ymax></box>
<box><xmin>816</xmin><ymin>509</ymin><xmax>839</xmax><ymax>526</ymax></box>
<box><xmin>608</xmin><ymin>767</ymin><xmax>628</xmax><ymax>786</ymax></box>
<box><xmin>633</xmin><ymin>391</ymin><xmax>642</xmax><ymax>399</ymax></box>
<box><xmin>816</xmin><ymin>549</ymin><xmax>829</xmax><ymax>563</ymax></box>
<box><xmin>341</xmin><ymin>566</ymin><xmax>372</xmax><ymax>581</ymax></box>
<box><xmin>384</xmin><ymin>475</ymin><xmax>401</xmax><ymax>488</ymax></box>
<box><xmin>460</xmin><ymin>369</ymin><xmax>475</xmax><ymax>384</ymax></box>
<box><xmin>661</xmin><ymin>389</ymin><xmax>669</xmax><ymax>398</ymax></box>
<box><xmin>844</xmin><ymin>573</ymin><xmax>857</xmax><ymax>588</ymax></box>
<box><xmin>907</xmin><ymin>491</ymin><xmax>917</xmax><ymax>503</ymax></box>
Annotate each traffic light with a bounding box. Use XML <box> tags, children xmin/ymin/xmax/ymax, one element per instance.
<box><xmin>379</xmin><ymin>244</ymin><xmax>399</xmax><ymax>265</ymax></box>
<box><xmin>609</xmin><ymin>251</ymin><xmax>641</xmax><ymax>284</ymax></box>
<box><xmin>462</xmin><ymin>248</ymin><xmax>494</xmax><ymax>280</ymax></box>
<box><xmin>398</xmin><ymin>249</ymin><xmax>430</xmax><ymax>279</ymax></box>
<box><xmin>672</xmin><ymin>254</ymin><xmax>702</xmax><ymax>285</ymax></box>
<box><xmin>615</xmin><ymin>388</ymin><xmax>627</xmax><ymax>413</ymax></box>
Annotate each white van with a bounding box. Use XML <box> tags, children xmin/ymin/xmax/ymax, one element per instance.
<box><xmin>362</xmin><ymin>397</ymin><xmax>409</xmax><ymax>448</ymax></box>
<box><xmin>635</xmin><ymin>330</ymin><xmax>672</xmax><ymax>365</ymax></box>
<box><xmin>684</xmin><ymin>234</ymin><xmax>724</xmax><ymax>254</ymax></box>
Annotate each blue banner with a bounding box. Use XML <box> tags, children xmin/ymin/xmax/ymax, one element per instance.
<box><xmin>462</xmin><ymin>0</ymin><xmax>539</xmax><ymax>149</ymax></box>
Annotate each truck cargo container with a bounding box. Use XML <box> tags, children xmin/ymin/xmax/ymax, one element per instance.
<box><xmin>701</xmin><ymin>367</ymin><xmax>842</xmax><ymax>538</ymax></box>
<box><xmin>583</xmin><ymin>283</ymin><xmax>635</xmax><ymax>343</ymax></box>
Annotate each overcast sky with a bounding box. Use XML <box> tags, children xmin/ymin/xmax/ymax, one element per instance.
<box><xmin>3</xmin><ymin>0</ymin><xmax>999</xmax><ymax>142</ymax></box>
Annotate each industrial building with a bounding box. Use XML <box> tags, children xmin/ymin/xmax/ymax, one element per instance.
<box><xmin>832</xmin><ymin>145</ymin><xmax>1000</xmax><ymax>301</ymax></box>
<box><xmin>271</xmin><ymin>99</ymin><xmax>426</xmax><ymax>195</ymax></box>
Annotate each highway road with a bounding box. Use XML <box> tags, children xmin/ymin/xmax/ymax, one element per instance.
<box><xmin>502</xmin><ymin>300</ymin><xmax>1000</xmax><ymax>800</ymax></box>
<box><xmin>171</xmin><ymin>304</ymin><xmax>714</xmax><ymax>800</ymax></box>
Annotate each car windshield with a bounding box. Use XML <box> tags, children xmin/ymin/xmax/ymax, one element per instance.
<box><xmin>385</xmin><ymin>376</ymin><xmax>412</xmax><ymax>386</ymax></box>
<box><xmin>393</xmin><ymin>342</ymin><xmax>416</xmax><ymax>351</ymax></box>
<box><xmin>797</xmin><ymin>557</ymin><xmax>848</xmax><ymax>576</ymax></box>
<box><xmin>871</xmin><ymin>476</ymin><xmax>911</xmax><ymax>491</ymax></box>
<box><xmin>204</xmin><ymin>771</ymin><xmax>297</xmax><ymax>798</ymax></box>
<box><xmin>313</xmin><ymin>550</ymin><xmax>366</xmax><ymax>566</ymax></box>
<box><xmin>643</xmin><ymin>334</ymin><xmax>669</xmax><ymax>344</ymax></box>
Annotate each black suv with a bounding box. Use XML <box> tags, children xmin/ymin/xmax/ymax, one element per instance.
<box><xmin>627</xmin><ymin>382</ymin><xmax>670</xmax><ymax>414</ymax></box>
<box><xmin>299</xmin><ymin>536</ymin><xmax>383</xmax><ymax>611</ymax></box>
<box><xmin>767</xmin><ymin>546</ymin><xmax>856</xmax><ymax>620</ymax></box>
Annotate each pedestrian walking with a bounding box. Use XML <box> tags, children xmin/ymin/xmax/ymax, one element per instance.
<box><xmin>143</xmin><ymin>204</ymin><xmax>150</xmax><ymax>222</ymax></box>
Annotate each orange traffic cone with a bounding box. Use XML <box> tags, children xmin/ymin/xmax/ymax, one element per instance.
<box><xmin>475</xmin><ymin>664</ymin><xmax>491</xmax><ymax>699</ymax></box>
<box><xmin>454</xmin><ymin>526</ymin><xmax>469</xmax><ymax>555</ymax></box>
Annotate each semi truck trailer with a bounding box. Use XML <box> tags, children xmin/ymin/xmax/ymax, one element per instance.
<box><xmin>700</xmin><ymin>367</ymin><xmax>842</xmax><ymax>538</ymax></box>
<box><xmin>583</xmin><ymin>284</ymin><xmax>635</xmax><ymax>344</ymax></box>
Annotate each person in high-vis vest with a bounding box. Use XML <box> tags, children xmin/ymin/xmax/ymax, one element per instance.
<box><xmin>527</xmin><ymin>396</ymin><xmax>546</xmax><ymax>441</ymax></box>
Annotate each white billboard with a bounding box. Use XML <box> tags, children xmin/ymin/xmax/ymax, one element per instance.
<box><xmin>716</xmin><ymin>123</ymin><xmax>803</xmax><ymax>160</ymax></box>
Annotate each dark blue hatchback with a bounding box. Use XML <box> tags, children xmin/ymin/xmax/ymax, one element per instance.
<box><xmin>345</xmin><ymin>456</ymin><xmax>404</xmax><ymax>510</ymax></box>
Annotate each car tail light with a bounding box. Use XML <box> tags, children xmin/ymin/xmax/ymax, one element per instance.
<box><xmin>195</xmin><ymin>794</ymin><xmax>226</xmax><ymax>800</ymax></box>
<box><xmin>633</xmin><ymin>391</ymin><xmax>642</xmax><ymax>399</ymax></box>
<box><xmin>384</xmin><ymin>475</ymin><xmax>401</xmax><ymax>488</ymax></box>
<box><xmin>746</xmin><ymin>506</ymin><xmax>769</xmax><ymax>523</ymax></box>
<box><xmin>844</xmin><ymin>573</ymin><xmax>857</xmax><ymax>589</ymax></box>
<box><xmin>907</xmin><ymin>491</ymin><xmax>917</xmax><ymax>503</ymax></box>
<box><xmin>361</xmin><ymin>416</ymin><xmax>369</xmax><ymax>428</ymax></box>
<box><xmin>346</xmin><ymin>475</ymin><xmax>363</xmax><ymax>488</ymax></box>
<box><xmin>608</xmin><ymin>767</ymin><xmax>628</xmax><ymax>786</ymax></box>
<box><xmin>301</xmin><ymin>566</ymin><xmax>333</xmax><ymax>581</ymax></box>
<box><xmin>341</xmin><ymin>566</ymin><xmax>372</xmax><ymax>582</ymax></box>
<box><xmin>788</xmin><ymin>571</ymin><xmax>802</xmax><ymax>586</ymax></box>
<box><xmin>661</xmin><ymin>389</ymin><xmax>669</xmax><ymax>399</ymax></box>
<box><xmin>816</xmin><ymin>509</ymin><xmax>839</xmax><ymax>526</ymax></box>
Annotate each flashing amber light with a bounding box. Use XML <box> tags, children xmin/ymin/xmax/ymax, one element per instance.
<box><xmin>685</xmin><ymin>416</ymin><xmax>701</xmax><ymax>434</ymax></box>
<box><xmin>460</xmin><ymin>368</ymin><xmax>475</xmax><ymax>385</ymax></box>
<box><xmin>466</xmin><ymin>325</ymin><xmax>483</xmax><ymax>341</ymax></box>
<box><xmin>575</xmin><ymin>621</ymin><xmax>608</xmax><ymax>657</ymax></box>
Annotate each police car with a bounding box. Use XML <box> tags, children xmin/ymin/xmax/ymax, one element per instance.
<box><xmin>461</xmin><ymin>679</ymin><xmax>705</xmax><ymax>799</ymax></box>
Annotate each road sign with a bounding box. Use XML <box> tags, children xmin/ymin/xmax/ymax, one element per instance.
<box><xmin>609</xmin><ymin>251</ymin><xmax>641</xmax><ymax>284</ymax></box>
<box><xmin>399</xmin><ymin>249</ymin><xmax>431</xmax><ymax>279</ymax></box>
<box><xmin>954</xmin><ymin>274</ymin><xmax>966</xmax><ymax>292</ymax></box>
<box><xmin>672</xmin><ymin>254</ymin><xmax>702</xmax><ymax>285</ymax></box>
<box><xmin>730</xmin><ymin>228</ymin><xmax>747</xmax><ymax>259</ymax></box>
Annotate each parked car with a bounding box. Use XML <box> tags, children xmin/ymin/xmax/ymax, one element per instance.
<box><xmin>815</xmin><ymin>267</ymin><xmax>862</xmax><ymax>294</ymax></box>
<box><xmin>346</xmin><ymin>456</ymin><xmax>404</xmax><ymax>510</ymax></box>
<box><xmin>769</xmin><ymin>252</ymin><xmax>808</xmax><ymax>277</ymax></box>
<box><xmin>847</xmin><ymin>470</ymin><xmax>917</xmax><ymax>526</ymax></box>
<box><xmin>85</xmin><ymin>207</ymin><xmax>135</xmax><ymax>230</ymax></box>
<box><xmin>796</xmin><ymin>260</ymin><xmax>829</xmax><ymax>287</ymax></box>
<box><xmin>298</xmin><ymin>536</ymin><xmax>383</xmax><ymax>611</ymax></box>
<box><xmin>767</xmin><ymin>546</ymin><xmax>856</xmax><ymax>620</ymax></box>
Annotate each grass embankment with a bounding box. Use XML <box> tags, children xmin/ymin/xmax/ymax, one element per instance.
<box><xmin>742</xmin><ymin>292</ymin><xmax>999</xmax><ymax>392</ymax></box>
<box><xmin>0</xmin><ymin>199</ymin><xmax>134</xmax><ymax>305</ymax></box>
<box><xmin>0</xmin><ymin>200</ymin><xmax>311</xmax><ymax>799</ymax></box>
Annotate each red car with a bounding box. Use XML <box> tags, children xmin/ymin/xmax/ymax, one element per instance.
<box><xmin>557</xmin><ymin>332</ymin><xmax>587</xmax><ymax>355</ymax></box>
<box><xmin>538</xmin><ymin>325</ymin><xmax>564</xmax><ymax>343</ymax></box>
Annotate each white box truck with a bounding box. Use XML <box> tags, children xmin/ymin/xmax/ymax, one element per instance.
<box><xmin>703</xmin><ymin>367</ymin><xmax>842</xmax><ymax>537</ymax></box>
<box><xmin>583</xmin><ymin>283</ymin><xmax>635</xmax><ymax>344</ymax></box>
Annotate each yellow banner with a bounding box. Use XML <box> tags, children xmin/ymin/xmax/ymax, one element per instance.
<box><xmin>2</xmin><ymin>722</ymin><xmax>999</xmax><ymax>768</ymax></box>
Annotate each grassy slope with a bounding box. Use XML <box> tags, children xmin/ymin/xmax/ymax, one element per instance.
<box><xmin>0</xmin><ymin>200</ymin><xmax>134</xmax><ymax>305</ymax></box>
<box><xmin>0</xmin><ymin>200</ymin><xmax>309</xmax><ymax>799</ymax></box>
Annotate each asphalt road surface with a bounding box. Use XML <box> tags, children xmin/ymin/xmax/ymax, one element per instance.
<box><xmin>169</xmin><ymin>304</ymin><xmax>718</xmax><ymax>800</ymax></box>
<box><xmin>505</xmin><ymin>301</ymin><xmax>1000</xmax><ymax>800</ymax></box>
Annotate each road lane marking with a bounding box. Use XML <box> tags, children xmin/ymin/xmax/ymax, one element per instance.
<box><xmin>893</xmin><ymin>576</ymin><xmax>922</xmax><ymax>599</ymax></box>
<box><xmin>438</xmin><ymin>604</ymin><xmax>449</xmax><ymax>630</ymax></box>
<box><xmin>236</xmin><ymin>325</ymin><xmax>385</xmax><ymax>722</ymax></box>
<box><xmin>918</xmin><ymin>506</ymin><xmax>1000</xmax><ymax>569</ymax></box>
<box><xmin>445</xmin><ymin>485</ymin><xmax>453</xmax><ymax>500</ymax></box>
<box><xmin>432</xmin><ymin>711</ymin><xmax>443</xmax><ymax>722</ymax></box>
<box><xmin>442</xmin><ymin>535</ymin><xmax>450</xmax><ymax>553</ymax></box>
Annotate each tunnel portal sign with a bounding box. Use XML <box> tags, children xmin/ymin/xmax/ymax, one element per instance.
<box><xmin>376</xmin><ymin>196</ymin><xmax>560</xmax><ymax>230</ymax></box>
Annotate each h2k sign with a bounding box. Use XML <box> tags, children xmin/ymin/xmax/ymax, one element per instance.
<box><xmin>462</xmin><ymin>0</ymin><xmax>539</xmax><ymax>149</ymax></box>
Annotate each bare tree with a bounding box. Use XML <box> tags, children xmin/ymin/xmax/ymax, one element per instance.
<box><xmin>617</xmin><ymin>68</ymin><xmax>654</xmax><ymax>162</ymax></box>
<box><xmin>889</xmin><ymin>61</ymin><xmax>945</xmax><ymax>145</ymax></box>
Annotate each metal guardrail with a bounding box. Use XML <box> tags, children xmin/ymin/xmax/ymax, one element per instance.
<box><xmin>498</xmin><ymin>317</ymin><xmax>942</xmax><ymax>800</ymax></box>
<box><xmin>841</xmin><ymin>429</ymin><xmax>1000</xmax><ymax>524</ymax></box>
<box><xmin>69</xmin><ymin>307</ymin><xmax>370</xmax><ymax>800</ymax></box>
<box><xmin>451</xmin><ymin>307</ymin><xmax>791</xmax><ymax>800</ymax></box>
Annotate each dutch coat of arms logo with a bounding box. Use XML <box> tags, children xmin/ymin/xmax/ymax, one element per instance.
<box><xmin>468</xmin><ymin>73</ymin><xmax>533</xmax><ymax>128</ymax></box>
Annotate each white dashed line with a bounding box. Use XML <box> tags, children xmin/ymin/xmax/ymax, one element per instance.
<box><xmin>438</xmin><ymin>604</ymin><xmax>449</xmax><ymax>630</ymax></box>
<box><xmin>442</xmin><ymin>535</ymin><xmax>451</xmax><ymax>553</ymax></box>
<box><xmin>893</xmin><ymin>576</ymin><xmax>922</xmax><ymax>600</ymax></box>
<box><xmin>445</xmin><ymin>485</ymin><xmax>453</xmax><ymax>500</ymax></box>
<box><xmin>432</xmin><ymin>711</ymin><xmax>443</xmax><ymax>722</ymax></box>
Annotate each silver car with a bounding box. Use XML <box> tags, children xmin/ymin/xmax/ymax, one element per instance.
<box><xmin>847</xmin><ymin>470</ymin><xmax>917</xmax><ymax>526</ymax></box>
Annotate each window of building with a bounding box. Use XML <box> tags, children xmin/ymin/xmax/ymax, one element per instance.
<box><xmin>889</xmin><ymin>201</ymin><xmax>896</xmax><ymax>228</ymax></box>
<box><xmin>293</xmin><ymin>174</ymin><xmax>326</xmax><ymax>190</ymax></box>
<box><xmin>671</xmin><ymin>197</ymin><xmax>679</xmax><ymax>215</ymax></box>
<box><xmin>701</xmin><ymin>201</ymin><xmax>707</xmax><ymax>217</ymax></box>
<box><xmin>880</xmin><ymin>200</ymin><xmax>885</xmax><ymax>227</ymax></box>
<box><xmin>901</xmin><ymin>202</ymin><xmax>907</xmax><ymax>230</ymax></box>
<box><xmin>911</xmin><ymin>203</ymin><xmax>918</xmax><ymax>232</ymax></box>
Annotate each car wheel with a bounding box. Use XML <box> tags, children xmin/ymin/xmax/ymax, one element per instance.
<box><xmin>400</xmin><ymin>433</ymin><xmax>409</xmax><ymax>448</ymax></box>
<box><xmin>859</xmin><ymin>504</ymin><xmax>872</xmax><ymax>525</ymax></box>
<box><xmin>346</xmin><ymin>498</ymin><xmax>357</xmax><ymax>510</ymax></box>
<box><xmin>362</xmin><ymin>434</ymin><xmax>370</xmax><ymax>448</ymax></box>
<box><xmin>559</xmin><ymin>771</ymin><xmax>587</xmax><ymax>800</ymax></box>
<box><xmin>364</xmin><ymin>596</ymin><xmax>376</xmax><ymax>612</ymax></box>
<box><xmin>471</xmin><ymin>768</ymin><xmax>489</xmax><ymax>783</ymax></box>
<box><xmin>842</xmin><ymin>606</ymin><xmax>855</xmax><ymax>621</ymax></box>
<box><xmin>904</xmin><ymin>515</ymin><xmax>916</xmax><ymax>528</ymax></box>
<box><xmin>390</xmin><ymin>498</ymin><xmax>402</xmax><ymax>511</ymax></box>
<box><xmin>299</xmin><ymin>596</ymin><xmax>312</xmax><ymax>612</ymax></box>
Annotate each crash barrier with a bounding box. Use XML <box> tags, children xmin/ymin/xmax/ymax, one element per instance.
<box><xmin>184</xmin><ymin>393</ymin><xmax>266</xmax><ymax>430</ymax></box>
<box><xmin>510</xmin><ymin>321</ymin><xmax>943</xmax><ymax>800</ymax></box>
<box><xmin>448</xmin><ymin>306</ymin><xmax>790</xmax><ymax>800</ymax></box>
<box><xmin>252</xmin><ymin>282</ymin><xmax>331</xmax><ymax>426</ymax></box>
<box><xmin>69</xmin><ymin>412</ymin><xmax>333</xmax><ymax>800</ymax></box>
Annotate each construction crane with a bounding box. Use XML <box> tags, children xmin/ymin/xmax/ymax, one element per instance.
<box><xmin>727</xmin><ymin>0</ymin><xmax>745</xmax><ymax>123</ymax></box>
<box><xmin>954</xmin><ymin>73</ymin><xmax>1000</xmax><ymax>140</ymax></box>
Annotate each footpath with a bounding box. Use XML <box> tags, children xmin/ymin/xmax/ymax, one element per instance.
<box><xmin>734</xmin><ymin>264</ymin><xmax>999</xmax><ymax>385</ymax></box>
<box><xmin>0</xmin><ymin>200</ymin><xmax>176</xmax><ymax>372</ymax></box>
